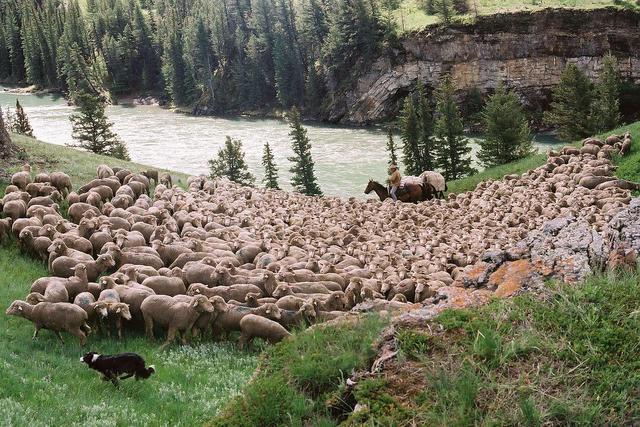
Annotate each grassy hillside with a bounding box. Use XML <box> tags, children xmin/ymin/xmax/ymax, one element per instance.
<box><xmin>448</xmin><ymin>121</ymin><xmax>640</xmax><ymax>194</ymax></box>
<box><xmin>394</xmin><ymin>0</ymin><xmax>632</xmax><ymax>32</ymax></box>
<box><xmin>2</xmin><ymin>134</ymin><xmax>190</xmax><ymax>190</ymax></box>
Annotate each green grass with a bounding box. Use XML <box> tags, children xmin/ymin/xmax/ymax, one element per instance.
<box><xmin>448</xmin><ymin>120</ymin><xmax>640</xmax><ymax>194</ymax></box>
<box><xmin>3</xmin><ymin>133</ymin><xmax>189</xmax><ymax>189</ymax></box>
<box><xmin>349</xmin><ymin>272</ymin><xmax>640</xmax><ymax>425</ymax></box>
<box><xmin>395</xmin><ymin>0</ymin><xmax>632</xmax><ymax>32</ymax></box>
<box><xmin>211</xmin><ymin>315</ymin><xmax>388</xmax><ymax>426</ymax></box>
<box><xmin>0</xmin><ymin>244</ymin><xmax>258</xmax><ymax>425</ymax></box>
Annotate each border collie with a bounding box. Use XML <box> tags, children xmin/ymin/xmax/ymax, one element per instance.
<box><xmin>81</xmin><ymin>352</ymin><xmax>155</xmax><ymax>385</ymax></box>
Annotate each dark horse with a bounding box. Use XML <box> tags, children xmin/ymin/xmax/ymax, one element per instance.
<box><xmin>364</xmin><ymin>180</ymin><xmax>435</xmax><ymax>203</ymax></box>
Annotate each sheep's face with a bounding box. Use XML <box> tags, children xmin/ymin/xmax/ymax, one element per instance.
<box><xmin>192</xmin><ymin>295</ymin><xmax>214</xmax><ymax>313</ymax></box>
<box><xmin>263</xmin><ymin>304</ymin><xmax>281</xmax><ymax>320</ymax></box>
<box><xmin>113</xmin><ymin>303</ymin><xmax>132</xmax><ymax>320</ymax></box>
<box><xmin>6</xmin><ymin>301</ymin><xmax>26</xmax><ymax>316</ymax></box>
<box><xmin>93</xmin><ymin>302</ymin><xmax>109</xmax><ymax>318</ymax></box>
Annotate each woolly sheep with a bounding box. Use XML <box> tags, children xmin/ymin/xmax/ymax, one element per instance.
<box><xmin>238</xmin><ymin>314</ymin><xmax>291</xmax><ymax>348</ymax></box>
<box><xmin>6</xmin><ymin>300</ymin><xmax>90</xmax><ymax>345</ymax></box>
<box><xmin>141</xmin><ymin>294</ymin><xmax>214</xmax><ymax>349</ymax></box>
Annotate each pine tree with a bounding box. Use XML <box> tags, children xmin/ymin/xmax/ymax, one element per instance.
<box><xmin>287</xmin><ymin>108</ymin><xmax>322</xmax><ymax>196</ymax></box>
<box><xmin>400</xmin><ymin>96</ymin><xmax>421</xmax><ymax>176</ymax></box>
<box><xmin>69</xmin><ymin>90</ymin><xmax>130</xmax><ymax>160</ymax></box>
<box><xmin>478</xmin><ymin>84</ymin><xmax>533</xmax><ymax>168</ymax></box>
<box><xmin>543</xmin><ymin>63</ymin><xmax>594</xmax><ymax>141</ymax></box>
<box><xmin>386</xmin><ymin>128</ymin><xmax>398</xmax><ymax>166</ymax></box>
<box><xmin>262</xmin><ymin>142</ymin><xmax>280</xmax><ymax>189</ymax></box>
<box><xmin>209</xmin><ymin>136</ymin><xmax>255</xmax><ymax>186</ymax></box>
<box><xmin>416</xmin><ymin>82</ymin><xmax>435</xmax><ymax>171</ymax></box>
<box><xmin>14</xmin><ymin>99</ymin><xmax>34</xmax><ymax>137</ymax></box>
<box><xmin>592</xmin><ymin>54</ymin><xmax>621</xmax><ymax>133</ymax></box>
<box><xmin>434</xmin><ymin>74</ymin><xmax>475</xmax><ymax>180</ymax></box>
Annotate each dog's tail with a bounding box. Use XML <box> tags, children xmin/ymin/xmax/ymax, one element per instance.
<box><xmin>137</xmin><ymin>365</ymin><xmax>155</xmax><ymax>379</ymax></box>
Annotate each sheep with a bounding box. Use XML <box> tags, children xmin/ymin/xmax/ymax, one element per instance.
<box><xmin>11</xmin><ymin>170</ymin><xmax>32</xmax><ymax>190</ymax></box>
<box><xmin>171</xmin><ymin>295</ymin><xmax>225</xmax><ymax>337</ymax></box>
<box><xmin>99</xmin><ymin>302</ymin><xmax>132</xmax><ymax>340</ymax></box>
<box><xmin>238</xmin><ymin>314</ymin><xmax>291</xmax><ymax>348</ymax></box>
<box><xmin>52</xmin><ymin>254</ymin><xmax>115</xmax><ymax>280</ymax></box>
<box><xmin>182</xmin><ymin>258</ymin><xmax>218</xmax><ymax>286</ymax></box>
<box><xmin>275</xmin><ymin>295</ymin><xmax>309</xmax><ymax>311</ymax></box>
<box><xmin>159</xmin><ymin>173</ymin><xmax>172</xmax><ymax>187</ymax></box>
<box><xmin>187</xmin><ymin>283</ymin><xmax>263</xmax><ymax>302</ymax></box>
<box><xmin>106</xmin><ymin>246</ymin><xmax>164</xmax><ymax>270</ymax></box>
<box><xmin>142</xmin><ymin>169</ymin><xmax>158</xmax><ymax>185</ymax></box>
<box><xmin>26</xmin><ymin>281</ymin><xmax>69</xmax><ymax>304</ymax></box>
<box><xmin>48</xmin><ymin>172</ymin><xmax>72</xmax><ymax>196</ymax></box>
<box><xmin>211</xmin><ymin>302</ymin><xmax>282</xmax><ymax>339</ymax></box>
<box><xmin>100</xmin><ymin>277</ymin><xmax>155</xmax><ymax>318</ymax></box>
<box><xmin>140</xmin><ymin>276</ymin><xmax>186</xmax><ymax>297</ymax></box>
<box><xmin>73</xmin><ymin>292</ymin><xmax>102</xmax><ymax>329</ymax></box>
<box><xmin>115</xmin><ymin>169</ymin><xmax>131</xmax><ymax>183</ymax></box>
<box><xmin>278</xmin><ymin>302</ymin><xmax>317</xmax><ymax>331</ymax></box>
<box><xmin>57</xmin><ymin>263</ymin><xmax>88</xmax><ymax>298</ymax></box>
<box><xmin>48</xmin><ymin>239</ymin><xmax>94</xmax><ymax>270</ymax></box>
<box><xmin>78</xmin><ymin>177</ymin><xmax>120</xmax><ymax>195</ymax></box>
<box><xmin>27</xmin><ymin>194</ymin><xmax>60</xmax><ymax>209</ymax></box>
<box><xmin>3</xmin><ymin>199</ymin><xmax>26</xmax><ymax>220</ymax></box>
<box><xmin>34</xmin><ymin>172</ymin><xmax>50</xmax><ymax>183</ymax></box>
<box><xmin>97</xmin><ymin>165</ymin><xmax>114</xmax><ymax>179</ymax></box>
<box><xmin>141</xmin><ymin>294</ymin><xmax>214</xmax><ymax>349</ymax></box>
<box><xmin>68</xmin><ymin>203</ymin><xmax>101</xmax><ymax>224</ymax></box>
<box><xmin>18</xmin><ymin>229</ymin><xmax>51</xmax><ymax>261</ymax></box>
<box><xmin>6</xmin><ymin>300</ymin><xmax>90</xmax><ymax>345</ymax></box>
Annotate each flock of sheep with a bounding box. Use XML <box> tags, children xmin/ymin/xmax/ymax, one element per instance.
<box><xmin>1</xmin><ymin>131</ymin><xmax>637</xmax><ymax>349</ymax></box>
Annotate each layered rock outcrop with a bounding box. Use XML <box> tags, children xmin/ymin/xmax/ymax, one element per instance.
<box><xmin>326</xmin><ymin>8</ymin><xmax>640</xmax><ymax>124</ymax></box>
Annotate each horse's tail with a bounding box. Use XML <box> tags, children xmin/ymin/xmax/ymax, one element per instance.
<box><xmin>445</xmin><ymin>182</ymin><xmax>448</xmax><ymax>192</ymax></box>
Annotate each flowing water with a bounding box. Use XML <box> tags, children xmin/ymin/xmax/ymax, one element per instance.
<box><xmin>1</xmin><ymin>87</ymin><xmax>559</xmax><ymax>197</ymax></box>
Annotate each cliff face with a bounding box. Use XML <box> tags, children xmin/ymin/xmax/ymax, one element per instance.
<box><xmin>324</xmin><ymin>8</ymin><xmax>640</xmax><ymax>125</ymax></box>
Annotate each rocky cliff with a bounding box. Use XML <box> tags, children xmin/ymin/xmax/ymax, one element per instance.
<box><xmin>325</xmin><ymin>8</ymin><xmax>640</xmax><ymax>125</ymax></box>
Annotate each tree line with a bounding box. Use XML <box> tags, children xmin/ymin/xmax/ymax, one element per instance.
<box><xmin>0</xmin><ymin>0</ymin><xmax>397</xmax><ymax>114</ymax></box>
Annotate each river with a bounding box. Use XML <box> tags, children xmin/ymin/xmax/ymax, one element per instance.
<box><xmin>0</xmin><ymin>87</ymin><xmax>559</xmax><ymax>197</ymax></box>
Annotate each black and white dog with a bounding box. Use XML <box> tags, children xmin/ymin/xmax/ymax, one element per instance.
<box><xmin>81</xmin><ymin>352</ymin><xmax>155</xmax><ymax>385</ymax></box>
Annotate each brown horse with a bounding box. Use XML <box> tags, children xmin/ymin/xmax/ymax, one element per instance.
<box><xmin>364</xmin><ymin>180</ymin><xmax>434</xmax><ymax>203</ymax></box>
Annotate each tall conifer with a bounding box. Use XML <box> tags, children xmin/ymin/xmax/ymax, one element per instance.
<box><xmin>262</xmin><ymin>142</ymin><xmax>280</xmax><ymax>189</ymax></box>
<box><xmin>287</xmin><ymin>108</ymin><xmax>322</xmax><ymax>196</ymax></box>
<box><xmin>14</xmin><ymin>99</ymin><xmax>34</xmax><ymax>137</ymax></box>
<box><xmin>434</xmin><ymin>74</ymin><xmax>475</xmax><ymax>180</ymax></box>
